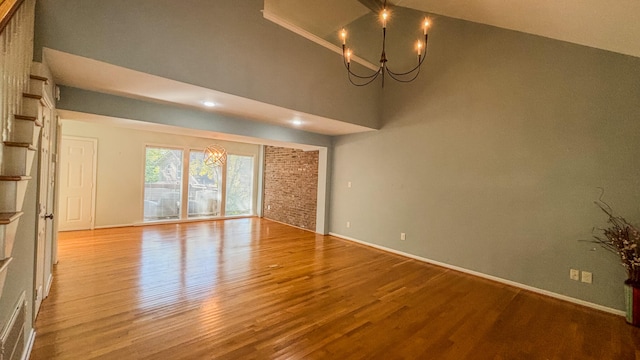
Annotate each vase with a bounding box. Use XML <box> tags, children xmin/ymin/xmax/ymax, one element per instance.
<box><xmin>624</xmin><ymin>280</ymin><xmax>640</xmax><ymax>327</ymax></box>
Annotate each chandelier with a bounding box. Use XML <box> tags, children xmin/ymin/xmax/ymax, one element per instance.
<box><xmin>340</xmin><ymin>0</ymin><xmax>431</xmax><ymax>87</ymax></box>
<box><xmin>204</xmin><ymin>144</ymin><xmax>227</xmax><ymax>167</ymax></box>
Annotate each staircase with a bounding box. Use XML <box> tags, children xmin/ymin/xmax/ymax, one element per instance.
<box><xmin>0</xmin><ymin>0</ymin><xmax>38</xmax><ymax>299</ymax></box>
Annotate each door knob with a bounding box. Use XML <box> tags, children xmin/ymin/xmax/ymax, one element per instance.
<box><xmin>44</xmin><ymin>214</ymin><xmax>54</xmax><ymax>220</ymax></box>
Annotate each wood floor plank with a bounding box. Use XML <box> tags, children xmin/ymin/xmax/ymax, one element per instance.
<box><xmin>30</xmin><ymin>218</ymin><xmax>640</xmax><ymax>359</ymax></box>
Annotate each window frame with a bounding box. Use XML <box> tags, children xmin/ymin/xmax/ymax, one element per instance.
<box><xmin>142</xmin><ymin>144</ymin><xmax>257</xmax><ymax>223</ymax></box>
<box><xmin>142</xmin><ymin>145</ymin><xmax>185</xmax><ymax>222</ymax></box>
<box><xmin>224</xmin><ymin>154</ymin><xmax>256</xmax><ymax>217</ymax></box>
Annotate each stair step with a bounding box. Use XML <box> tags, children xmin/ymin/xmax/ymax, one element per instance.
<box><xmin>0</xmin><ymin>257</ymin><xmax>13</xmax><ymax>297</ymax></box>
<box><xmin>2</xmin><ymin>142</ymin><xmax>37</xmax><ymax>177</ymax></box>
<box><xmin>29</xmin><ymin>75</ymin><xmax>49</xmax><ymax>97</ymax></box>
<box><xmin>4</xmin><ymin>142</ymin><xmax>37</xmax><ymax>151</ymax></box>
<box><xmin>30</xmin><ymin>74</ymin><xmax>49</xmax><ymax>83</ymax></box>
<box><xmin>15</xmin><ymin>114</ymin><xmax>42</xmax><ymax>127</ymax></box>
<box><xmin>0</xmin><ymin>257</ymin><xmax>12</xmax><ymax>271</ymax></box>
<box><xmin>23</xmin><ymin>93</ymin><xmax>43</xmax><ymax>100</ymax></box>
<box><xmin>0</xmin><ymin>178</ymin><xmax>30</xmax><ymax>213</ymax></box>
<box><xmin>0</xmin><ymin>213</ymin><xmax>22</xmax><ymax>260</ymax></box>
<box><xmin>12</xmin><ymin>114</ymin><xmax>42</xmax><ymax>145</ymax></box>
<box><xmin>0</xmin><ymin>176</ymin><xmax>31</xmax><ymax>181</ymax></box>
<box><xmin>22</xmin><ymin>93</ymin><xmax>43</xmax><ymax>118</ymax></box>
<box><xmin>0</xmin><ymin>212</ymin><xmax>23</xmax><ymax>225</ymax></box>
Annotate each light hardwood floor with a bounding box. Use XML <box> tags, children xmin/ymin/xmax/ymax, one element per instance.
<box><xmin>31</xmin><ymin>218</ymin><xmax>639</xmax><ymax>359</ymax></box>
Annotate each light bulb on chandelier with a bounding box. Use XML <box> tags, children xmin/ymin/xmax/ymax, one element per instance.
<box><xmin>340</xmin><ymin>0</ymin><xmax>431</xmax><ymax>87</ymax></box>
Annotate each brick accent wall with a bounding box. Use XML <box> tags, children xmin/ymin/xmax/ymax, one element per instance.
<box><xmin>263</xmin><ymin>146</ymin><xmax>318</xmax><ymax>231</ymax></box>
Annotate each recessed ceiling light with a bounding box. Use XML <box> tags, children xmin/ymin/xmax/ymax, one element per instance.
<box><xmin>202</xmin><ymin>101</ymin><xmax>216</xmax><ymax>107</ymax></box>
<box><xmin>292</xmin><ymin>119</ymin><xmax>302</xmax><ymax>126</ymax></box>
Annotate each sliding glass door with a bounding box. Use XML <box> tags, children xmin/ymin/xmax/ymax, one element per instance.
<box><xmin>188</xmin><ymin>150</ymin><xmax>222</xmax><ymax>218</ymax></box>
<box><xmin>225</xmin><ymin>155</ymin><xmax>254</xmax><ymax>216</ymax></box>
<box><xmin>143</xmin><ymin>147</ymin><xmax>183</xmax><ymax>221</ymax></box>
<box><xmin>143</xmin><ymin>146</ymin><xmax>255</xmax><ymax>222</ymax></box>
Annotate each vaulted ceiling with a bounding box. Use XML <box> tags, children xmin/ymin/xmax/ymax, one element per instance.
<box><xmin>266</xmin><ymin>0</ymin><xmax>640</xmax><ymax>58</ymax></box>
<box><xmin>47</xmin><ymin>0</ymin><xmax>639</xmax><ymax>143</ymax></box>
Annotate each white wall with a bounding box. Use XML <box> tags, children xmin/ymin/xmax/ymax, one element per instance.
<box><xmin>61</xmin><ymin>119</ymin><xmax>261</xmax><ymax>228</ymax></box>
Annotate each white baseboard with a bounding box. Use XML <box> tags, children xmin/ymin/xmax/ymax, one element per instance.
<box><xmin>45</xmin><ymin>273</ymin><xmax>53</xmax><ymax>298</ymax></box>
<box><xmin>133</xmin><ymin>216</ymin><xmax>256</xmax><ymax>227</ymax></box>
<box><xmin>22</xmin><ymin>329</ymin><xmax>35</xmax><ymax>360</ymax></box>
<box><xmin>262</xmin><ymin>217</ymin><xmax>316</xmax><ymax>234</ymax></box>
<box><xmin>89</xmin><ymin>217</ymin><xmax>259</xmax><ymax>230</ymax></box>
<box><xmin>93</xmin><ymin>223</ymin><xmax>134</xmax><ymax>230</ymax></box>
<box><xmin>329</xmin><ymin>232</ymin><xmax>625</xmax><ymax>317</ymax></box>
<box><xmin>59</xmin><ymin>223</ymin><xmax>134</xmax><ymax>231</ymax></box>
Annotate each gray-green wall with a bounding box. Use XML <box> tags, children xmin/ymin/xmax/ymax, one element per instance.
<box><xmin>33</xmin><ymin>1</ymin><xmax>640</xmax><ymax>311</ymax></box>
<box><xmin>35</xmin><ymin>0</ymin><xmax>381</xmax><ymax>129</ymax></box>
<box><xmin>331</xmin><ymin>15</ymin><xmax>640</xmax><ymax>310</ymax></box>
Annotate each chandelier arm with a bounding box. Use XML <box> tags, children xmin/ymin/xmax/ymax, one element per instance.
<box><xmin>346</xmin><ymin>66</ymin><xmax>383</xmax><ymax>79</ymax></box>
<box><xmin>386</xmin><ymin>35</ymin><xmax>428</xmax><ymax>77</ymax></box>
<box><xmin>344</xmin><ymin>61</ymin><xmax>383</xmax><ymax>80</ymax></box>
<box><xmin>343</xmin><ymin>49</ymin><xmax>382</xmax><ymax>79</ymax></box>
<box><xmin>348</xmin><ymin>70</ymin><xmax>382</xmax><ymax>86</ymax></box>
<box><xmin>386</xmin><ymin>62</ymin><xmax>421</xmax><ymax>77</ymax></box>
<box><xmin>387</xmin><ymin>65</ymin><xmax>421</xmax><ymax>83</ymax></box>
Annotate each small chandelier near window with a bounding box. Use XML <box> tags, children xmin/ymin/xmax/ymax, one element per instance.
<box><xmin>340</xmin><ymin>0</ymin><xmax>431</xmax><ymax>87</ymax></box>
<box><xmin>204</xmin><ymin>144</ymin><xmax>227</xmax><ymax>166</ymax></box>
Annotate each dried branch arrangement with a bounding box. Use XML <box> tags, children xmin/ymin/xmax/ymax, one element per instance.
<box><xmin>592</xmin><ymin>199</ymin><xmax>640</xmax><ymax>284</ymax></box>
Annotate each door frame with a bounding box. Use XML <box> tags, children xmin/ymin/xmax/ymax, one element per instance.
<box><xmin>59</xmin><ymin>135</ymin><xmax>98</xmax><ymax>230</ymax></box>
<box><xmin>34</xmin><ymin>97</ymin><xmax>56</xmax><ymax>315</ymax></box>
<box><xmin>52</xmin><ymin>117</ymin><xmax>62</xmax><ymax>264</ymax></box>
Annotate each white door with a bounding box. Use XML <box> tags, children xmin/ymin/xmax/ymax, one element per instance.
<box><xmin>35</xmin><ymin>104</ymin><xmax>54</xmax><ymax>315</ymax></box>
<box><xmin>44</xmin><ymin>114</ymin><xmax>59</xmax><ymax>295</ymax></box>
<box><xmin>58</xmin><ymin>136</ymin><xmax>96</xmax><ymax>231</ymax></box>
<box><xmin>51</xmin><ymin>119</ymin><xmax>62</xmax><ymax>265</ymax></box>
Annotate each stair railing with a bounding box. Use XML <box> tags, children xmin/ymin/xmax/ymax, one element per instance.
<box><xmin>0</xmin><ymin>0</ymin><xmax>35</xmax><ymax>148</ymax></box>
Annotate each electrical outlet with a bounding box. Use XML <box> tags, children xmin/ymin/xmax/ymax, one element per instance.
<box><xmin>581</xmin><ymin>271</ymin><xmax>593</xmax><ymax>284</ymax></box>
<box><xmin>346</xmin><ymin>221</ymin><xmax>351</xmax><ymax>228</ymax></box>
<box><xmin>348</xmin><ymin>181</ymin><xmax>352</xmax><ymax>188</ymax></box>
<box><xmin>400</xmin><ymin>233</ymin><xmax>406</xmax><ymax>241</ymax></box>
<box><xmin>570</xmin><ymin>269</ymin><xmax>579</xmax><ymax>281</ymax></box>
<box><xmin>267</xmin><ymin>205</ymin><xmax>271</xmax><ymax>210</ymax></box>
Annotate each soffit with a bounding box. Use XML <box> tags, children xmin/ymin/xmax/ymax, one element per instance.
<box><xmin>44</xmin><ymin>48</ymin><xmax>375</xmax><ymax>137</ymax></box>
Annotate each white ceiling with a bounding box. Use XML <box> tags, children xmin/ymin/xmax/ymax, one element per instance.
<box><xmin>400</xmin><ymin>0</ymin><xmax>640</xmax><ymax>58</ymax></box>
<box><xmin>267</xmin><ymin>0</ymin><xmax>640</xmax><ymax>59</ymax></box>
<box><xmin>57</xmin><ymin>110</ymin><xmax>324</xmax><ymax>151</ymax></box>
<box><xmin>43</xmin><ymin>48</ymin><xmax>374</xmax><ymax>137</ymax></box>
